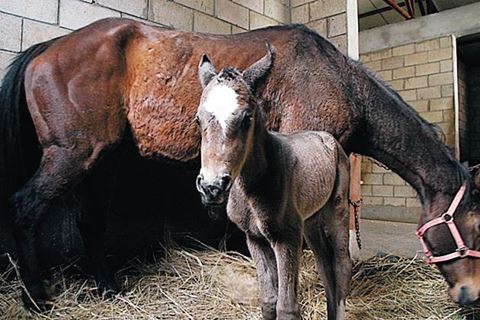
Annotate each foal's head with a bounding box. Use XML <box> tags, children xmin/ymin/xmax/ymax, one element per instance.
<box><xmin>195</xmin><ymin>45</ymin><xmax>275</xmax><ymax>206</ymax></box>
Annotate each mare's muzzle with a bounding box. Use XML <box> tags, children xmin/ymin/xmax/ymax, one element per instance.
<box><xmin>196</xmin><ymin>173</ymin><xmax>232</xmax><ymax>206</ymax></box>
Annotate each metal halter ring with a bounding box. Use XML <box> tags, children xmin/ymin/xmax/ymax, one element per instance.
<box><xmin>442</xmin><ymin>213</ymin><xmax>453</xmax><ymax>222</ymax></box>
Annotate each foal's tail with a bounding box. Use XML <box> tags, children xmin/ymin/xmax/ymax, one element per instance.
<box><xmin>0</xmin><ymin>41</ymin><xmax>53</xmax><ymax>207</ymax></box>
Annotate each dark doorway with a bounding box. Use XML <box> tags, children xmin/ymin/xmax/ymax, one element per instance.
<box><xmin>458</xmin><ymin>33</ymin><xmax>480</xmax><ymax>165</ymax></box>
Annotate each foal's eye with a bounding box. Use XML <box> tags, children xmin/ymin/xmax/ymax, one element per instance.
<box><xmin>194</xmin><ymin>115</ymin><xmax>200</xmax><ymax>126</ymax></box>
<box><xmin>241</xmin><ymin>112</ymin><xmax>253</xmax><ymax>129</ymax></box>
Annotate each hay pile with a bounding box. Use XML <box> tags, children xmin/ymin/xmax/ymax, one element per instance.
<box><xmin>0</xmin><ymin>247</ymin><xmax>478</xmax><ymax>319</ymax></box>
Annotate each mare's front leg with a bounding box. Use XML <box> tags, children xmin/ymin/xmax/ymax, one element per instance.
<box><xmin>246</xmin><ymin>235</ymin><xmax>278</xmax><ymax>320</ymax></box>
<box><xmin>272</xmin><ymin>218</ymin><xmax>303</xmax><ymax>320</ymax></box>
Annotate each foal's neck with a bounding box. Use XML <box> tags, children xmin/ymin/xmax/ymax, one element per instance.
<box><xmin>238</xmin><ymin>119</ymin><xmax>274</xmax><ymax>193</ymax></box>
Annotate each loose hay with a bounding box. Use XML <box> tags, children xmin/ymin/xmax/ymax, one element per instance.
<box><xmin>0</xmin><ymin>248</ymin><xmax>478</xmax><ymax>320</ymax></box>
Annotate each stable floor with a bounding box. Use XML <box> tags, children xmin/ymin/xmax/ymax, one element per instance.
<box><xmin>354</xmin><ymin>219</ymin><xmax>423</xmax><ymax>259</ymax></box>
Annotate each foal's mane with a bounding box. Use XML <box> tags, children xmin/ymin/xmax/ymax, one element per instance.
<box><xmin>216</xmin><ymin>67</ymin><xmax>241</xmax><ymax>81</ymax></box>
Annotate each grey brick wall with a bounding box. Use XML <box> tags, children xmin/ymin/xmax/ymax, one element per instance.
<box><xmin>0</xmin><ymin>0</ymin><xmax>351</xmax><ymax>78</ymax></box>
<box><xmin>291</xmin><ymin>0</ymin><xmax>347</xmax><ymax>52</ymax></box>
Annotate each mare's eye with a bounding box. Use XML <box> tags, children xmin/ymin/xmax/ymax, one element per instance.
<box><xmin>194</xmin><ymin>115</ymin><xmax>200</xmax><ymax>126</ymax></box>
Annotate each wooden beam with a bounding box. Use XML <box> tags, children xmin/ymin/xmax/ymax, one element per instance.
<box><xmin>382</xmin><ymin>0</ymin><xmax>413</xmax><ymax>19</ymax></box>
<box><xmin>359</xmin><ymin>1</ymin><xmax>408</xmax><ymax>19</ymax></box>
<box><xmin>349</xmin><ymin>153</ymin><xmax>362</xmax><ymax>256</ymax></box>
<box><xmin>349</xmin><ymin>154</ymin><xmax>362</xmax><ymax>231</ymax></box>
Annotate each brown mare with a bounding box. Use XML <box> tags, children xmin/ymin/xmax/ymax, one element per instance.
<box><xmin>1</xmin><ymin>18</ymin><xmax>480</xmax><ymax>311</ymax></box>
<box><xmin>195</xmin><ymin>45</ymin><xmax>351</xmax><ymax>320</ymax></box>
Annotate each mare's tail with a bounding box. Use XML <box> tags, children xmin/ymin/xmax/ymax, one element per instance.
<box><xmin>0</xmin><ymin>41</ymin><xmax>53</xmax><ymax>207</ymax></box>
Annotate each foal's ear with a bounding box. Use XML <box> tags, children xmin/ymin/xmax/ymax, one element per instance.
<box><xmin>198</xmin><ymin>54</ymin><xmax>217</xmax><ymax>88</ymax></box>
<box><xmin>242</xmin><ymin>43</ymin><xmax>276</xmax><ymax>89</ymax></box>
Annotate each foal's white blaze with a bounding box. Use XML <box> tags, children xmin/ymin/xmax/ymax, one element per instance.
<box><xmin>203</xmin><ymin>84</ymin><xmax>239</xmax><ymax>130</ymax></box>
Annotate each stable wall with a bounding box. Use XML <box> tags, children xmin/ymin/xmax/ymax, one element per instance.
<box><xmin>0</xmin><ymin>0</ymin><xmax>352</xmax><ymax>79</ymax></box>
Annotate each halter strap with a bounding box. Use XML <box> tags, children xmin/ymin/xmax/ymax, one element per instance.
<box><xmin>416</xmin><ymin>184</ymin><xmax>480</xmax><ymax>264</ymax></box>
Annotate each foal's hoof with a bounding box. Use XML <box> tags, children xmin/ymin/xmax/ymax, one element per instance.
<box><xmin>261</xmin><ymin>303</ymin><xmax>276</xmax><ymax>320</ymax></box>
<box><xmin>277</xmin><ymin>309</ymin><xmax>301</xmax><ymax>320</ymax></box>
<box><xmin>21</xmin><ymin>289</ymin><xmax>54</xmax><ymax>312</ymax></box>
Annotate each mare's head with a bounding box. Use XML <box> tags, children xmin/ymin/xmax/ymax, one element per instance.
<box><xmin>422</xmin><ymin>167</ymin><xmax>480</xmax><ymax>306</ymax></box>
<box><xmin>195</xmin><ymin>44</ymin><xmax>275</xmax><ymax>207</ymax></box>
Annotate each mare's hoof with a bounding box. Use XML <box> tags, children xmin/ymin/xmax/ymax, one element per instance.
<box><xmin>21</xmin><ymin>289</ymin><xmax>54</xmax><ymax>312</ymax></box>
<box><xmin>97</xmin><ymin>280</ymin><xmax>120</xmax><ymax>299</ymax></box>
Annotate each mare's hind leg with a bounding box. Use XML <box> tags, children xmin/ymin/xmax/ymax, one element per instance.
<box><xmin>246</xmin><ymin>235</ymin><xmax>278</xmax><ymax>320</ymax></box>
<box><xmin>13</xmin><ymin>143</ymin><xmax>112</xmax><ymax>310</ymax></box>
<box><xmin>78</xmin><ymin>153</ymin><xmax>122</xmax><ymax>296</ymax></box>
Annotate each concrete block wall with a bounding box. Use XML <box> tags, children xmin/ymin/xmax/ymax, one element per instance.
<box><xmin>290</xmin><ymin>0</ymin><xmax>347</xmax><ymax>52</ymax></box>
<box><xmin>360</xmin><ymin>36</ymin><xmax>456</xmax><ymax>223</ymax></box>
<box><xmin>0</xmin><ymin>0</ymin><xmax>295</xmax><ymax>78</ymax></box>
<box><xmin>0</xmin><ymin>0</ymin><xmax>353</xmax><ymax>78</ymax></box>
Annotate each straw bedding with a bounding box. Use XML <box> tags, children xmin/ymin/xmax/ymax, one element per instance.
<box><xmin>0</xmin><ymin>246</ymin><xmax>478</xmax><ymax>320</ymax></box>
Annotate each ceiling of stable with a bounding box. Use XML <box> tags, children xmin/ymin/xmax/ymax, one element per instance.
<box><xmin>358</xmin><ymin>0</ymin><xmax>480</xmax><ymax>31</ymax></box>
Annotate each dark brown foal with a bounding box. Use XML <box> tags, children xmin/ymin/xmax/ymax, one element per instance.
<box><xmin>195</xmin><ymin>45</ymin><xmax>352</xmax><ymax>320</ymax></box>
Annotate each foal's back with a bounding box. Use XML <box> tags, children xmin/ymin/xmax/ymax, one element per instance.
<box><xmin>277</xmin><ymin>130</ymin><xmax>347</xmax><ymax>219</ymax></box>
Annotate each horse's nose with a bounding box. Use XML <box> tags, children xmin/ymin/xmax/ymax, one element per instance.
<box><xmin>196</xmin><ymin>173</ymin><xmax>231</xmax><ymax>204</ymax></box>
<box><xmin>458</xmin><ymin>286</ymin><xmax>478</xmax><ymax>306</ymax></box>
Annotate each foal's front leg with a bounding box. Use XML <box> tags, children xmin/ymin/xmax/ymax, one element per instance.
<box><xmin>247</xmin><ymin>235</ymin><xmax>278</xmax><ymax>320</ymax></box>
<box><xmin>272</xmin><ymin>225</ymin><xmax>303</xmax><ymax>320</ymax></box>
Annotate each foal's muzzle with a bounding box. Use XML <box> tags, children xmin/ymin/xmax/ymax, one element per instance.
<box><xmin>196</xmin><ymin>173</ymin><xmax>232</xmax><ymax>206</ymax></box>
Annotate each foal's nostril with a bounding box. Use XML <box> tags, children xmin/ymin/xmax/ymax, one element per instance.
<box><xmin>220</xmin><ymin>175</ymin><xmax>232</xmax><ymax>189</ymax></box>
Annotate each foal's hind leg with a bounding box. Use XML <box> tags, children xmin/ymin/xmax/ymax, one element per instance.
<box><xmin>13</xmin><ymin>143</ymin><xmax>112</xmax><ymax>310</ymax></box>
<box><xmin>306</xmin><ymin>164</ymin><xmax>352</xmax><ymax>320</ymax></box>
<box><xmin>304</xmin><ymin>210</ymin><xmax>337</xmax><ymax>319</ymax></box>
<box><xmin>326</xmin><ymin>198</ymin><xmax>352</xmax><ymax>320</ymax></box>
<box><xmin>329</xmin><ymin>157</ymin><xmax>353</xmax><ymax>320</ymax></box>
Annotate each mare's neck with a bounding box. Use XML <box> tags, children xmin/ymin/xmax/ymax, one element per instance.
<box><xmin>362</xmin><ymin>75</ymin><xmax>470</xmax><ymax>221</ymax></box>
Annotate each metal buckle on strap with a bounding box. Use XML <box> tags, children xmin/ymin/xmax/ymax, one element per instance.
<box><xmin>457</xmin><ymin>246</ymin><xmax>469</xmax><ymax>258</ymax></box>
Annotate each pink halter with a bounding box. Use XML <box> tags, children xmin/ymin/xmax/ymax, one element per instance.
<box><xmin>416</xmin><ymin>184</ymin><xmax>480</xmax><ymax>264</ymax></box>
